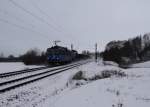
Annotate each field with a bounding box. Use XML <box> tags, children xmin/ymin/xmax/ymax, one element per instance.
<box><xmin>0</xmin><ymin>62</ymin><xmax>44</xmax><ymax>74</ymax></box>
<box><xmin>0</xmin><ymin>60</ymin><xmax>150</xmax><ymax>107</ymax></box>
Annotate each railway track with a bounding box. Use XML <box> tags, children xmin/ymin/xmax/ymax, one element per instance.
<box><xmin>0</xmin><ymin>66</ymin><xmax>49</xmax><ymax>78</ymax></box>
<box><xmin>0</xmin><ymin>60</ymin><xmax>91</xmax><ymax>93</ymax></box>
<box><xmin>0</xmin><ymin>60</ymin><xmax>86</xmax><ymax>78</ymax></box>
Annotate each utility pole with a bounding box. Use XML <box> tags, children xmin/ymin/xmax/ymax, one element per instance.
<box><xmin>53</xmin><ymin>40</ymin><xmax>61</xmax><ymax>46</ymax></box>
<box><xmin>71</xmin><ymin>44</ymin><xmax>73</xmax><ymax>50</ymax></box>
<box><xmin>95</xmin><ymin>43</ymin><xmax>97</xmax><ymax>62</ymax></box>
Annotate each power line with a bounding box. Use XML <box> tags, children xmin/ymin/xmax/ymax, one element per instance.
<box><xmin>0</xmin><ymin>8</ymin><xmax>56</xmax><ymax>41</ymax></box>
<box><xmin>0</xmin><ymin>8</ymin><xmax>35</xmax><ymax>28</ymax></box>
<box><xmin>31</xmin><ymin>0</ymin><xmax>76</xmax><ymax>41</ymax></box>
<box><xmin>30</xmin><ymin>0</ymin><xmax>64</xmax><ymax>31</ymax></box>
<box><xmin>8</xmin><ymin>0</ymin><xmax>61</xmax><ymax>33</ymax></box>
<box><xmin>0</xmin><ymin>17</ymin><xmax>51</xmax><ymax>40</ymax></box>
<box><xmin>7</xmin><ymin>0</ymin><xmax>77</xmax><ymax>48</ymax></box>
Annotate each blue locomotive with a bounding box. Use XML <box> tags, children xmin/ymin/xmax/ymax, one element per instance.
<box><xmin>46</xmin><ymin>46</ymin><xmax>77</xmax><ymax>64</ymax></box>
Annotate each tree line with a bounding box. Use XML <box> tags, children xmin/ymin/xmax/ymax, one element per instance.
<box><xmin>0</xmin><ymin>48</ymin><xmax>46</xmax><ymax>65</ymax></box>
<box><xmin>102</xmin><ymin>34</ymin><xmax>150</xmax><ymax>65</ymax></box>
<box><xmin>0</xmin><ymin>48</ymin><xmax>91</xmax><ymax>65</ymax></box>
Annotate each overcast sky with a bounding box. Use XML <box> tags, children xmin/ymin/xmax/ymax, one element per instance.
<box><xmin>0</xmin><ymin>0</ymin><xmax>150</xmax><ymax>56</ymax></box>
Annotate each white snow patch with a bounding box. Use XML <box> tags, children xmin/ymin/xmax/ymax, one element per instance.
<box><xmin>53</xmin><ymin>67</ymin><xmax>150</xmax><ymax>107</ymax></box>
<box><xmin>1</xmin><ymin>60</ymin><xmax>150</xmax><ymax>107</ymax></box>
<box><xmin>103</xmin><ymin>61</ymin><xmax>119</xmax><ymax>67</ymax></box>
<box><xmin>131</xmin><ymin>61</ymin><xmax>150</xmax><ymax>68</ymax></box>
<box><xmin>72</xmin><ymin>62</ymin><xmax>121</xmax><ymax>80</ymax></box>
<box><xmin>0</xmin><ymin>62</ymin><xmax>44</xmax><ymax>73</ymax></box>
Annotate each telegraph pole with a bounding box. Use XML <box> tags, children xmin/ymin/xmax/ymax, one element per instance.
<box><xmin>71</xmin><ymin>44</ymin><xmax>73</xmax><ymax>50</ymax></box>
<box><xmin>95</xmin><ymin>43</ymin><xmax>97</xmax><ymax>62</ymax></box>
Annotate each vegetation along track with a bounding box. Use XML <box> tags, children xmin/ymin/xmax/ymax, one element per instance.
<box><xmin>0</xmin><ymin>60</ymin><xmax>91</xmax><ymax>93</ymax></box>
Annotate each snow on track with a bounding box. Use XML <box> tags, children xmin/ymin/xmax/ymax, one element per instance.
<box><xmin>0</xmin><ymin>60</ymin><xmax>92</xmax><ymax>107</ymax></box>
<box><xmin>0</xmin><ymin>60</ymin><xmax>90</xmax><ymax>93</ymax></box>
<box><xmin>1</xmin><ymin>60</ymin><xmax>150</xmax><ymax>107</ymax></box>
<box><xmin>0</xmin><ymin>62</ymin><xmax>44</xmax><ymax>74</ymax></box>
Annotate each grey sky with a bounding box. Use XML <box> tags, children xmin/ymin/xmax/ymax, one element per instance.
<box><xmin>0</xmin><ymin>0</ymin><xmax>150</xmax><ymax>56</ymax></box>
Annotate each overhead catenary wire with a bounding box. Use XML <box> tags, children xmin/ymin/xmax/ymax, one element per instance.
<box><xmin>0</xmin><ymin>18</ymin><xmax>51</xmax><ymax>40</ymax></box>
<box><xmin>5</xmin><ymin>0</ymin><xmax>77</xmax><ymax>49</ymax></box>
<box><xmin>30</xmin><ymin>0</ymin><xmax>64</xmax><ymax>32</ymax></box>
<box><xmin>8</xmin><ymin>0</ymin><xmax>75</xmax><ymax>46</ymax></box>
<box><xmin>29</xmin><ymin>0</ymin><xmax>77</xmax><ymax>46</ymax></box>
<box><xmin>30</xmin><ymin>0</ymin><xmax>76</xmax><ymax>41</ymax></box>
<box><xmin>8</xmin><ymin>0</ymin><xmax>62</xmax><ymax>33</ymax></box>
<box><xmin>0</xmin><ymin>8</ymin><xmax>35</xmax><ymax>29</ymax></box>
<box><xmin>0</xmin><ymin>8</ymin><xmax>51</xmax><ymax>39</ymax></box>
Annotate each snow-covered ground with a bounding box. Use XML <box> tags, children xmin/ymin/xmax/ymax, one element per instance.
<box><xmin>131</xmin><ymin>61</ymin><xmax>150</xmax><ymax>68</ymax></box>
<box><xmin>0</xmin><ymin>62</ymin><xmax>44</xmax><ymax>73</ymax></box>
<box><xmin>53</xmin><ymin>68</ymin><xmax>150</xmax><ymax>107</ymax></box>
<box><xmin>1</xmin><ymin>60</ymin><xmax>150</xmax><ymax>107</ymax></box>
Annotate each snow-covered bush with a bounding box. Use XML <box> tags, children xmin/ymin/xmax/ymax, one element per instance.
<box><xmin>103</xmin><ymin>61</ymin><xmax>119</xmax><ymax>66</ymax></box>
<box><xmin>101</xmin><ymin>70</ymin><xmax>126</xmax><ymax>78</ymax></box>
<box><xmin>68</xmin><ymin>69</ymin><xmax>126</xmax><ymax>89</ymax></box>
<box><xmin>72</xmin><ymin>69</ymin><xmax>126</xmax><ymax>81</ymax></box>
<box><xmin>72</xmin><ymin>71</ymin><xmax>84</xmax><ymax>80</ymax></box>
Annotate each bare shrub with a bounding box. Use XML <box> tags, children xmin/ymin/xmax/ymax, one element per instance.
<box><xmin>72</xmin><ymin>71</ymin><xmax>84</xmax><ymax>80</ymax></box>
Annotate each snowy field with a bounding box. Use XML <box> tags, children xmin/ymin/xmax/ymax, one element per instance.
<box><xmin>0</xmin><ymin>62</ymin><xmax>44</xmax><ymax>74</ymax></box>
<box><xmin>131</xmin><ymin>61</ymin><xmax>150</xmax><ymax>68</ymax></box>
<box><xmin>0</xmin><ymin>60</ymin><xmax>150</xmax><ymax>107</ymax></box>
